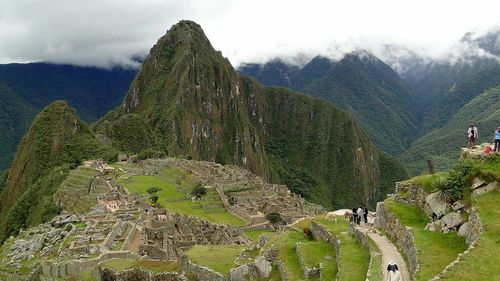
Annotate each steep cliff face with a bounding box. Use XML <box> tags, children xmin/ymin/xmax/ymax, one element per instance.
<box><xmin>97</xmin><ymin>20</ymin><xmax>408</xmax><ymax>208</ymax></box>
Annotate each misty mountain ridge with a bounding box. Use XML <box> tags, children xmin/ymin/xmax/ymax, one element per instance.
<box><xmin>240</xmin><ymin>29</ymin><xmax>500</xmax><ymax>174</ymax></box>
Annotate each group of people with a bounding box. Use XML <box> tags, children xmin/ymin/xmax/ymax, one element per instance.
<box><xmin>352</xmin><ymin>206</ymin><xmax>368</xmax><ymax>225</ymax></box>
<box><xmin>387</xmin><ymin>261</ymin><xmax>403</xmax><ymax>281</ymax></box>
<box><xmin>467</xmin><ymin>124</ymin><xmax>500</xmax><ymax>152</ymax></box>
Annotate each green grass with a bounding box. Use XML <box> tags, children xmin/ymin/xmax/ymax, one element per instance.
<box><xmin>370</xmin><ymin>253</ymin><xmax>383</xmax><ymax>281</ymax></box>
<box><xmin>100</xmin><ymin>258</ymin><xmax>179</xmax><ymax>273</ymax></box>
<box><xmin>299</xmin><ymin>240</ymin><xmax>337</xmax><ymax>280</ymax></box>
<box><xmin>315</xmin><ymin>218</ymin><xmax>369</xmax><ymax>281</ymax></box>
<box><xmin>405</xmin><ymin>172</ymin><xmax>449</xmax><ymax>193</ymax></box>
<box><xmin>385</xmin><ymin>198</ymin><xmax>468</xmax><ymax>280</ymax></box>
<box><xmin>440</xmin><ymin>186</ymin><xmax>500</xmax><ymax>280</ymax></box>
<box><xmin>118</xmin><ymin>175</ymin><xmax>246</xmax><ymax>226</ymax></box>
<box><xmin>278</xmin><ymin>231</ymin><xmax>308</xmax><ymax>280</ymax></box>
<box><xmin>243</xmin><ymin>229</ymin><xmax>273</xmax><ymax>242</ymax></box>
<box><xmin>185</xmin><ymin>245</ymin><xmax>244</xmax><ymax>276</ymax></box>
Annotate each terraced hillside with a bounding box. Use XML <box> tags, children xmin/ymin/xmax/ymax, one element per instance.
<box><xmin>375</xmin><ymin>154</ymin><xmax>500</xmax><ymax>280</ymax></box>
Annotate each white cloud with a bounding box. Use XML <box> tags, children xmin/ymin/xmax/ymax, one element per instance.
<box><xmin>0</xmin><ymin>0</ymin><xmax>498</xmax><ymax>68</ymax></box>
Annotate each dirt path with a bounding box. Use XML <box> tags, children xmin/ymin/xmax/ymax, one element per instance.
<box><xmin>359</xmin><ymin>224</ymin><xmax>410</xmax><ymax>281</ymax></box>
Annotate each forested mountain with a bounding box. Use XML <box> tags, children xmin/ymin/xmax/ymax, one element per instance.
<box><xmin>240</xmin><ymin>52</ymin><xmax>420</xmax><ymax>155</ymax></box>
<box><xmin>240</xmin><ymin>30</ymin><xmax>500</xmax><ymax>175</ymax></box>
<box><xmin>96</xmin><ymin>20</ymin><xmax>408</xmax><ymax>209</ymax></box>
<box><xmin>0</xmin><ymin>63</ymin><xmax>136</xmax><ymax>170</ymax></box>
<box><xmin>0</xmin><ymin>101</ymin><xmax>117</xmax><ymax>242</ymax></box>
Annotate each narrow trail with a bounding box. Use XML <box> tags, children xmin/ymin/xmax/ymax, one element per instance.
<box><xmin>358</xmin><ymin>224</ymin><xmax>410</xmax><ymax>281</ymax></box>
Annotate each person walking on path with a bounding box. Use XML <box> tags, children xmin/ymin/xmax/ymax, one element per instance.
<box><xmin>387</xmin><ymin>261</ymin><xmax>403</xmax><ymax>281</ymax></box>
<box><xmin>494</xmin><ymin>127</ymin><xmax>500</xmax><ymax>152</ymax></box>
<box><xmin>363</xmin><ymin>206</ymin><xmax>369</xmax><ymax>224</ymax></box>
<box><xmin>468</xmin><ymin>124</ymin><xmax>479</xmax><ymax>148</ymax></box>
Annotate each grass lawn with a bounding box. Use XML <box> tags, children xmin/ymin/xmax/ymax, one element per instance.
<box><xmin>278</xmin><ymin>231</ymin><xmax>308</xmax><ymax>280</ymax></box>
<box><xmin>439</xmin><ymin>187</ymin><xmax>500</xmax><ymax>280</ymax></box>
<box><xmin>299</xmin><ymin>240</ymin><xmax>337</xmax><ymax>280</ymax></box>
<box><xmin>315</xmin><ymin>218</ymin><xmax>369</xmax><ymax>281</ymax></box>
<box><xmin>243</xmin><ymin>229</ymin><xmax>274</xmax><ymax>242</ymax></box>
<box><xmin>185</xmin><ymin>245</ymin><xmax>244</xmax><ymax>276</ymax></box>
<box><xmin>385</xmin><ymin>198</ymin><xmax>468</xmax><ymax>280</ymax></box>
<box><xmin>118</xmin><ymin>175</ymin><xmax>246</xmax><ymax>226</ymax></box>
<box><xmin>404</xmin><ymin>172</ymin><xmax>449</xmax><ymax>193</ymax></box>
<box><xmin>100</xmin><ymin>258</ymin><xmax>179</xmax><ymax>273</ymax></box>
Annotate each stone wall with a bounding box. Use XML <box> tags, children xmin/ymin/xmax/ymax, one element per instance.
<box><xmin>310</xmin><ymin>221</ymin><xmax>341</xmax><ymax>276</ymax></box>
<box><xmin>100</xmin><ymin>267</ymin><xmax>187</xmax><ymax>281</ymax></box>
<box><xmin>374</xmin><ymin>202</ymin><xmax>419</xmax><ymax>279</ymax></box>
<box><xmin>276</xmin><ymin>260</ymin><xmax>289</xmax><ymax>281</ymax></box>
<box><xmin>295</xmin><ymin>242</ymin><xmax>321</xmax><ymax>279</ymax></box>
<box><xmin>394</xmin><ymin>182</ymin><xmax>429</xmax><ymax>214</ymax></box>
<box><xmin>349</xmin><ymin>223</ymin><xmax>381</xmax><ymax>281</ymax></box>
<box><xmin>180</xmin><ymin>255</ymin><xmax>228</xmax><ymax>281</ymax></box>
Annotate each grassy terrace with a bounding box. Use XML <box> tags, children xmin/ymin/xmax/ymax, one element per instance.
<box><xmin>185</xmin><ymin>245</ymin><xmax>244</xmax><ymax>276</ymax></box>
<box><xmin>243</xmin><ymin>229</ymin><xmax>274</xmax><ymax>242</ymax></box>
<box><xmin>385</xmin><ymin>198</ymin><xmax>468</xmax><ymax>280</ymax></box>
<box><xmin>440</xmin><ymin>186</ymin><xmax>500</xmax><ymax>280</ymax></box>
<box><xmin>315</xmin><ymin>218</ymin><xmax>370</xmax><ymax>281</ymax></box>
<box><xmin>100</xmin><ymin>258</ymin><xmax>179</xmax><ymax>273</ymax></box>
<box><xmin>117</xmin><ymin>173</ymin><xmax>246</xmax><ymax>226</ymax></box>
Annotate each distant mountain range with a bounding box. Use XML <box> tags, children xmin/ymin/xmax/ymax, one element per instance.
<box><xmin>240</xmin><ymin>29</ymin><xmax>500</xmax><ymax>174</ymax></box>
<box><xmin>0</xmin><ymin>63</ymin><xmax>136</xmax><ymax>170</ymax></box>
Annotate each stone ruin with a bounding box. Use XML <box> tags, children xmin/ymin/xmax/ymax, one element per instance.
<box><xmin>137</xmin><ymin>158</ymin><xmax>311</xmax><ymax>225</ymax></box>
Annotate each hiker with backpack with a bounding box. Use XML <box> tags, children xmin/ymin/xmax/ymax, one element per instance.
<box><xmin>467</xmin><ymin>124</ymin><xmax>479</xmax><ymax>148</ymax></box>
<box><xmin>387</xmin><ymin>261</ymin><xmax>403</xmax><ymax>281</ymax></box>
<box><xmin>494</xmin><ymin>127</ymin><xmax>500</xmax><ymax>152</ymax></box>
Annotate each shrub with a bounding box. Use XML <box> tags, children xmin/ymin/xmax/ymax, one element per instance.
<box><xmin>191</xmin><ymin>184</ymin><xmax>207</xmax><ymax>199</ymax></box>
<box><xmin>265</xmin><ymin>212</ymin><xmax>283</xmax><ymax>225</ymax></box>
<box><xmin>147</xmin><ymin>187</ymin><xmax>161</xmax><ymax>194</ymax></box>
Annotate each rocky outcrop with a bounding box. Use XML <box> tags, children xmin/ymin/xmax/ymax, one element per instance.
<box><xmin>425</xmin><ymin>192</ymin><xmax>451</xmax><ymax>219</ymax></box>
<box><xmin>394</xmin><ymin>182</ymin><xmax>429</xmax><ymax>211</ymax></box>
<box><xmin>374</xmin><ymin>202</ymin><xmax>419</xmax><ymax>279</ymax></box>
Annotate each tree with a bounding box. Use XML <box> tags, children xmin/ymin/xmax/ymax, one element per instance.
<box><xmin>150</xmin><ymin>195</ymin><xmax>159</xmax><ymax>205</ymax></box>
<box><xmin>147</xmin><ymin>187</ymin><xmax>161</xmax><ymax>194</ymax></box>
<box><xmin>265</xmin><ymin>212</ymin><xmax>283</xmax><ymax>225</ymax></box>
<box><xmin>191</xmin><ymin>184</ymin><xmax>207</xmax><ymax>199</ymax></box>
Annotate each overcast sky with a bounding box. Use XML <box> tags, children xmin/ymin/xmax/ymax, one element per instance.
<box><xmin>0</xmin><ymin>0</ymin><xmax>498</xmax><ymax>68</ymax></box>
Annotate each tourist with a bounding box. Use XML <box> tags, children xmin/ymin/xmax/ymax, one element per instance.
<box><xmin>494</xmin><ymin>127</ymin><xmax>500</xmax><ymax>152</ymax></box>
<box><xmin>356</xmin><ymin>207</ymin><xmax>363</xmax><ymax>225</ymax></box>
<box><xmin>352</xmin><ymin>207</ymin><xmax>358</xmax><ymax>223</ymax></box>
<box><xmin>467</xmin><ymin>124</ymin><xmax>479</xmax><ymax>148</ymax></box>
<box><xmin>388</xmin><ymin>262</ymin><xmax>402</xmax><ymax>281</ymax></box>
<box><xmin>363</xmin><ymin>206</ymin><xmax>369</xmax><ymax>224</ymax></box>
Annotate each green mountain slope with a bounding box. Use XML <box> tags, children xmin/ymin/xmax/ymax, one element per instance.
<box><xmin>0</xmin><ymin>101</ymin><xmax>117</xmax><ymax>243</ymax></box>
<box><xmin>240</xmin><ymin>53</ymin><xmax>420</xmax><ymax>155</ymax></box>
<box><xmin>97</xmin><ymin>20</ymin><xmax>408</xmax><ymax>209</ymax></box>
<box><xmin>402</xmin><ymin>85</ymin><xmax>500</xmax><ymax>174</ymax></box>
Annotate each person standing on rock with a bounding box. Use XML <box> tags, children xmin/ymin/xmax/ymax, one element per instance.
<box><xmin>468</xmin><ymin>124</ymin><xmax>479</xmax><ymax>148</ymax></box>
<box><xmin>493</xmin><ymin>126</ymin><xmax>500</xmax><ymax>152</ymax></box>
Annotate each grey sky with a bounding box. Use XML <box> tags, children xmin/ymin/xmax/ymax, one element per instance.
<box><xmin>0</xmin><ymin>0</ymin><xmax>498</xmax><ymax>68</ymax></box>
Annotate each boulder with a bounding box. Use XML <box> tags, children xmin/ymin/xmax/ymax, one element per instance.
<box><xmin>230</xmin><ymin>264</ymin><xmax>250</xmax><ymax>281</ymax></box>
<box><xmin>425</xmin><ymin>219</ymin><xmax>441</xmax><ymax>232</ymax></box>
<box><xmin>440</xmin><ymin>211</ymin><xmax>465</xmax><ymax>232</ymax></box>
<box><xmin>254</xmin><ymin>256</ymin><xmax>272</xmax><ymax>278</ymax></box>
<box><xmin>470</xmin><ymin>178</ymin><xmax>486</xmax><ymax>190</ymax></box>
<box><xmin>458</xmin><ymin>222</ymin><xmax>472</xmax><ymax>238</ymax></box>
<box><xmin>472</xmin><ymin>181</ymin><xmax>498</xmax><ymax>197</ymax></box>
<box><xmin>426</xmin><ymin>192</ymin><xmax>451</xmax><ymax>218</ymax></box>
<box><xmin>452</xmin><ymin>201</ymin><xmax>466</xmax><ymax>211</ymax></box>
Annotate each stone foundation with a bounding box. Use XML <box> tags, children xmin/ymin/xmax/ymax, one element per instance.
<box><xmin>180</xmin><ymin>255</ymin><xmax>228</xmax><ymax>281</ymax></box>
